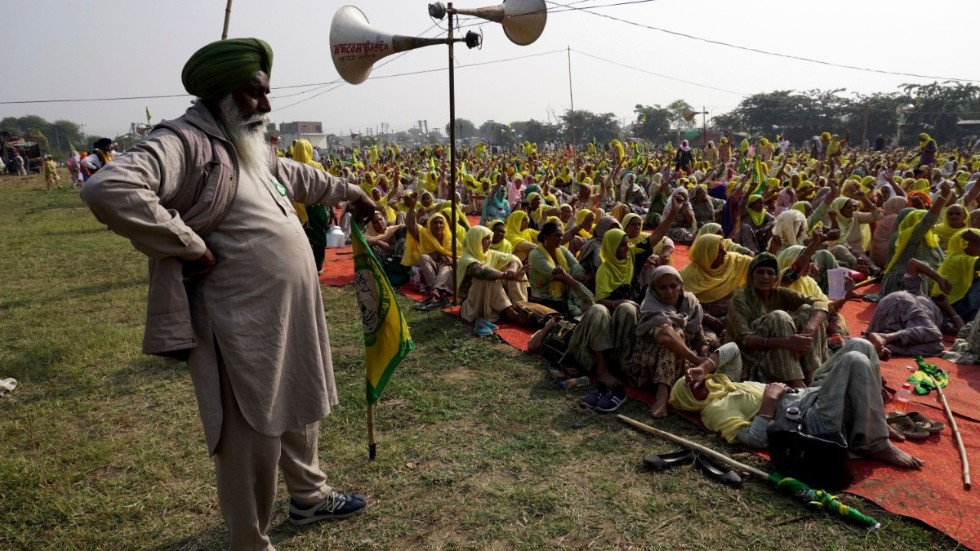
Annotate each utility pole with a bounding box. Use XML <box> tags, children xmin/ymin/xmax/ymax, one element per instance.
<box><xmin>567</xmin><ymin>46</ymin><xmax>576</xmax><ymax>169</ymax></box>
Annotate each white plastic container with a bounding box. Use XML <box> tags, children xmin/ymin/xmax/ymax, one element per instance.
<box><xmin>326</xmin><ymin>226</ymin><xmax>346</xmax><ymax>248</ymax></box>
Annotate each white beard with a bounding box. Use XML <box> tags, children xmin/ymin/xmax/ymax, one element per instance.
<box><xmin>218</xmin><ymin>95</ymin><xmax>272</xmax><ymax>182</ymax></box>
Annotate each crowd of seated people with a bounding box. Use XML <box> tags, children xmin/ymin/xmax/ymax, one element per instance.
<box><xmin>297</xmin><ymin>132</ymin><xmax>980</xmax><ymax>471</ymax></box>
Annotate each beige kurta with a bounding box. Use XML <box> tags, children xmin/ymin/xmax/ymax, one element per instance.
<box><xmin>83</xmin><ymin>126</ymin><xmax>363</xmax><ymax>453</ymax></box>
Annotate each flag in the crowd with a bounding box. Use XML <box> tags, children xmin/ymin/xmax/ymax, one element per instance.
<box><xmin>749</xmin><ymin>155</ymin><xmax>767</xmax><ymax>196</ymax></box>
<box><xmin>351</xmin><ymin>223</ymin><xmax>414</xmax><ymax>404</ymax></box>
<box><xmin>68</xmin><ymin>141</ymin><xmax>76</xmax><ymax>153</ymax></box>
<box><xmin>145</xmin><ymin>106</ymin><xmax>152</xmax><ymax>125</ymax></box>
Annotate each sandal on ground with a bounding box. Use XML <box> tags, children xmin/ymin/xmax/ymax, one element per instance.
<box><xmin>413</xmin><ymin>297</ymin><xmax>436</xmax><ymax>310</ymax></box>
<box><xmin>906</xmin><ymin>411</ymin><xmax>944</xmax><ymax>434</ymax></box>
<box><xmin>475</xmin><ymin>318</ymin><xmax>499</xmax><ymax>330</ymax></box>
<box><xmin>695</xmin><ymin>454</ymin><xmax>743</xmax><ymax>488</ymax></box>
<box><xmin>643</xmin><ymin>448</ymin><xmax>695</xmax><ymax>471</ymax></box>
<box><xmin>886</xmin><ymin>413</ymin><xmax>930</xmax><ymax>440</ymax></box>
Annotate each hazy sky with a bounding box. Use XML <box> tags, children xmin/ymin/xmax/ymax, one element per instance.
<box><xmin>4</xmin><ymin>0</ymin><xmax>978</xmax><ymax>139</ymax></box>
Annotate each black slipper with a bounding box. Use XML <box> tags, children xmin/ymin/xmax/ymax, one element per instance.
<box><xmin>643</xmin><ymin>449</ymin><xmax>695</xmax><ymax>471</ymax></box>
<box><xmin>695</xmin><ymin>454</ymin><xmax>742</xmax><ymax>488</ymax></box>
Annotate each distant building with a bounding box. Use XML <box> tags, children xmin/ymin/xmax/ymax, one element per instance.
<box><xmin>279</xmin><ymin>121</ymin><xmax>327</xmax><ymax>149</ymax></box>
<box><xmin>280</xmin><ymin>121</ymin><xmax>322</xmax><ymax>134</ymax></box>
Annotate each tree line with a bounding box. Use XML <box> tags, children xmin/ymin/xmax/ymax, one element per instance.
<box><xmin>5</xmin><ymin>81</ymin><xmax>978</xmax><ymax>159</ymax></box>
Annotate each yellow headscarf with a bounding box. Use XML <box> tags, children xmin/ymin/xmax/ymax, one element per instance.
<box><xmin>487</xmin><ymin>218</ymin><xmax>514</xmax><ymax>254</ymax></box>
<box><xmin>419</xmin><ymin>213</ymin><xmax>460</xmax><ymax>258</ymax></box>
<box><xmin>575</xmin><ymin>209</ymin><xmax>595</xmax><ymax>238</ymax></box>
<box><xmin>747</xmin><ymin>195</ymin><xmax>766</xmax><ymax>227</ymax></box>
<box><xmin>457</xmin><ymin>226</ymin><xmax>519</xmax><ymax>290</ymax></box>
<box><xmin>932</xmin><ymin>228</ymin><xmax>980</xmax><ymax>304</ymax></box>
<box><xmin>669</xmin><ymin>374</ymin><xmax>764</xmax><ymax>443</ymax></box>
<box><xmin>610</xmin><ymin>203</ymin><xmax>630</xmax><ymax>223</ymax></box>
<box><xmin>933</xmin><ymin>206</ymin><xmax>967</xmax><ymax>250</ymax></box>
<box><xmin>885</xmin><ymin>209</ymin><xmax>939</xmax><ymax>273</ymax></box>
<box><xmin>504</xmin><ymin>210</ymin><xmax>538</xmax><ymax>246</ymax></box>
<box><xmin>441</xmin><ymin>206</ymin><xmax>469</xmax><ymax>243</ymax></box>
<box><xmin>595</xmin><ymin>229</ymin><xmax>634</xmax><ymax>300</ymax></box>
<box><xmin>678</xmin><ymin>234</ymin><xmax>753</xmax><ymax>304</ymax></box>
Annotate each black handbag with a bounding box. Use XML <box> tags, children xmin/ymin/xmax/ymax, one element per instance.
<box><xmin>539</xmin><ymin>318</ymin><xmax>579</xmax><ymax>370</ymax></box>
<box><xmin>767</xmin><ymin>417</ymin><xmax>852</xmax><ymax>491</ymax></box>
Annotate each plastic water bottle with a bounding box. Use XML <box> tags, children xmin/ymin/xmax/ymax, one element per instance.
<box><xmin>895</xmin><ymin>383</ymin><xmax>913</xmax><ymax>413</ymax></box>
<box><xmin>558</xmin><ymin>376</ymin><xmax>591</xmax><ymax>389</ymax></box>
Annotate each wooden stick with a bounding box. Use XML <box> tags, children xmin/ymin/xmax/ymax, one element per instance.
<box><xmin>367</xmin><ymin>402</ymin><xmax>377</xmax><ymax>461</ymax></box>
<box><xmin>934</xmin><ymin>385</ymin><xmax>971</xmax><ymax>490</ymax></box>
<box><xmin>617</xmin><ymin>414</ymin><xmax>770</xmax><ymax>479</ymax></box>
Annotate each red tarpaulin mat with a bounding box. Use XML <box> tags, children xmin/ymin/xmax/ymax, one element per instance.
<box><xmin>318</xmin><ymin>246</ymin><xmax>356</xmax><ymax>286</ymax></box>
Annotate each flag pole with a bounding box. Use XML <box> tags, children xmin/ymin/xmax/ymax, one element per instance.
<box><xmin>367</xmin><ymin>400</ymin><xmax>377</xmax><ymax>460</ymax></box>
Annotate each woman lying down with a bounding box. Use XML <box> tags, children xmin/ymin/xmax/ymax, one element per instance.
<box><xmin>669</xmin><ymin>340</ymin><xmax>924</xmax><ymax>470</ymax></box>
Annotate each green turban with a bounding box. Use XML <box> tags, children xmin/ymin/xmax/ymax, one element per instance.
<box><xmin>181</xmin><ymin>38</ymin><xmax>273</xmax><ymax>100</ymax></box>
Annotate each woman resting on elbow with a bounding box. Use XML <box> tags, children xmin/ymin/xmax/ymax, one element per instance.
<box><xmin>670</xmin><ymin>339</ymin><xmax>923</xmax><ymax>469</ymax></box>
<box><xmin>726</xmin><ymin>252</ymin><xmax>829</xmax><ymax>388</ymax></box>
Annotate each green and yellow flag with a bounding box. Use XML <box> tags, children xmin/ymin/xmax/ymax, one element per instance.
<box><xmin>352</xmin><ymin>223</ymin><xmax>414</xmax><ymax>404</ymax></box>
<box><xmin>145</xmin><ymin>106</ymin><xmax>152</xmax><ymax>125</ymax></box>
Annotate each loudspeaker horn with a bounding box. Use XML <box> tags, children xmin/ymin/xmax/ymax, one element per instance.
<box><xmin>429</xmin><ymin>0</ymin><xmax>547</xmax><ymax>46</ymax></box>
<box><xmin>682</xmin><ymin>106</ymin><xmax>697</xmax><ymax>122</ymax></box>
<box><xmin>330</xmin><ymin>5</ymin><xmax>480</xmax><ymax>84</ymax></box>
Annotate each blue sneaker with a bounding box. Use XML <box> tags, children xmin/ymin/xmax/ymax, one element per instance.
<box><xmin>476</xmin><ymin>318</ymin><xmax>499</xmax><ymax>330</ymax></box>
<box><xmin>288</xmin><ymin>491</ymin><xmax>367</xmax><ymax>525</ymax></box>
<box><xmin>594</xmin><ymin>387</ymin><xmax>628</xmax><ymax>413</ymax></box>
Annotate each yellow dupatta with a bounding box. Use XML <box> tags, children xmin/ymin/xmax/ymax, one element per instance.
<box><xmin>419</xmin><ymin>213</ymin><xmax>460</xmax><ymax>258</ymax></box>
<box><xmin>575</xmin><ymin>208</ymin><xmax>595</xmax><ymax>238</ymax></box>
<box><xmin>535</xmin><ymin>242</ymin><xmax>571</xmax><ymax>298</ymax></box>
<box><xmin>885</xmin><ymin>209</ymin><xmax>939</xmax><ymax>273</ymax></box>
<box><xmin>747</xmin><ymin>195</ymin><xmax>766</xmax><ymax>227</ymax></box>
<box><xmin>595</xmin><ymin>229</ymin><xmax>634</xmax><ymax>300</ymax></box>
<box><xmin>457</xmin><ymin>226</ymin><xmax>518</xmax><ymax>289</ymax></box>
<box><xmin>678</xmin><ymin>234</ymin><xmax>753</xmax><ymax>304</ymax></box>
<box><xmin>776</xmin><ymin>246</ymin><xmax>829</xmax><ymax>301</ymax></box>
<box><xmin>669</xmin><ymin>374</ymin><xmax>764</xmax><ymax>443</ymax></box>
<box><xmin>933</xmin><ymin>228</ymin><xmax>980</xmax><ymax>304</ymax></box>
<box><xmin>504</xmin><ymin>210</ymin><xmax>538</xmax><ymax>246</ymax></box>
<box><xmin>933</xmin><ymin>207</ymin><xmax>967</xmax><ymax>250</ymax></box>
<box><xmin>487</xmin><ymin>218</ymin><xmax>514</xmax><ymax>254</ymax></box>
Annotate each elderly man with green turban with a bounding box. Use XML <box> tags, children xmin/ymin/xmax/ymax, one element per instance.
<box><xmin>81</xmin><ymin>38</ymin><xmax>375</xmax><ymax>550</ymax></box>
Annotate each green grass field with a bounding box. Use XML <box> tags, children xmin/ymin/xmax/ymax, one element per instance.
<box><xmin>0</xmin><ymin>171</ymin><xmax>960</xmax><ymax>550</ymax></box>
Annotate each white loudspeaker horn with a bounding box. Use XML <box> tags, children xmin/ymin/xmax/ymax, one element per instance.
<box><xmin>682</xmin><ymin>106</ymin><xmax>697</xmax><ymax>122</ymax></box>
<box><xmin>330</xmin><ymin>5</ymin><xmax>480</xmax><ymax>84</ymax></box>
<box><xmin>430</xmin><ymin>0</ymin><xmax>547</xmax><ymax>46</ymax></box>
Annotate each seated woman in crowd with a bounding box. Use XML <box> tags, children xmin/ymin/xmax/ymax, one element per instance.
<box><xmin>457</xmin><ymin>226</ymin><xmax>531</xmax><ymax>328</ymax></box>
<box><xmin>880</xmin><ymin>181</ymin><xmax>952</xmax><ymax>297</ymax></box>
<box><xmin>870</xmin><ymin>196</ymin><xmax>910</xmax><ymax>268</ymax></box>
<box><xmin>824</xmin><ymin>192</ymin><xmax>882</xmax><ymax>274</ymax></box>
<box><xmin>364</xmin><ymin>209</ymin><xmax>407</xmax><ymax>281</ymax></box>
<box><xmin>486</xmin><ymin>218</ymin><xmax>514</xmax><ymax>254</ymax></box>
<box><xmin>576</xmin><ymin>216</ymin><xmax>620</xmax><ymax>287</ymax></box>
<box><xmin>626</xmin><ymin>266</ymin><xmax>709</xmax><ymax>418</ymax></box>
<box><xmin>776</xmin><ymin>234</ymin><xmax>854</xmax><ymax>348</ymax></box>
<box><xmin>503</xmin><ymin>210</ymin><xmax>539</xmax><ymax>261</ymax></box>
<box><xmin>867</xmin><ymin>258</ymin><xmax>955</xmax><ymax>358</ymax></box>
<box><xmin>663</xmin><ymin>187</ymin><xmax>697</xmax><ymax>244</ymax></box>
<box><xmin>405</xmin><ymin>211</ymin><xmax>460</xmax><ymax>310</ymax></box>
<box><xmin>480</xmin><ymin>175</ymin><xmax>511</xmax><ymax>226</ymax></box>
<box><xmin>679</xmin><ymin>233</ymin><xmax>754</xmax><ymax>341</ymax></box>
<box><xmin>691</xmin><ymin>184</ymin><xmax>722</xmax><ymax>227</ymax></box>
<box><xmin>933</xmin><ymin>228</ymin><xmax>980</xmax><ymax>323</ymax></box>
<box><xmin>695</xmin><ymin>223</ymin><xmax>754</xmax><ymax>256</ymax></box>
<box><xmin>528</xmin><ymin>220</ymin><xmax>592</xmax><ymax>317</ymax></box>
<box><xmin>933</xmin><ymin>203</ymin><xmax>969</xmax><ymax>250</ymax></box>
<box><xmin>528</xmin><ymin>301</ymin><xmax>638</xmax><ymax>413</ymax></box>
<box><xmin>594</xmin><ymin>228</ymin><xmax>642</xmax><ymax>304</ymax></box>
<box><xmin>726</xmin><ymin>253</ymin><xmax>829</xmax><ymax>387</ymax></box>
<box><xmin>670</xmin><ymin>339</ymin><xmax>924</xmax><ymax>469</ymax></box>
<box><xmin>623</xmin><ymin>212</ymin><xmax>676</xmax><ymax>274</ymax></box>
<box><xmin>733</xmin><ymin>193</ymin><xmax>774</xmax><ymax>254</ymax></box>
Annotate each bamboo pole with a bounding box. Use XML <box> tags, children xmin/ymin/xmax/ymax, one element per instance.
<box><xmin>222</xmin><ymin>0</ymin><xmax>234</xmax><ymax>40</ymax></box>
<box><xmin>367</xmin><ymin>402</ymin><xmax>377</xmax><ymax>460</ymax></box>
<box><xmin>617</xmin><ymin>415</ymin><xmax>769</xmax><ymax>479</ymax></box>
<box><xmin>934</xmin><ymin>385</ymin><xmax>971</xmax><ymax>489</ymax></box>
